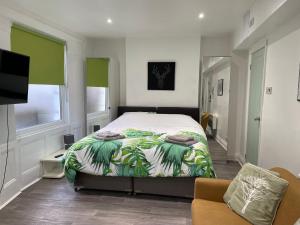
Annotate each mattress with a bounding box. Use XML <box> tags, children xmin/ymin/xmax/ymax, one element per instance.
<box><xmin>63</xmin><ymin>112</ymin><xmax>215</xmax><ymax>182</ymax></box>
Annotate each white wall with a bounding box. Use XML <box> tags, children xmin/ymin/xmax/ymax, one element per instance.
<box><xmin>227</xmin><ymin>50</ymin><xmax>249</xmax><ymax>161</ymax></box>
<box><xmin>231</xmin><ymin>9</ymin><xmax>300</xmax><ymax>175</ymax></box>
<box><xmin>126</xmin><ymin>37</ymin><xmax>200</xmax><ymax>107</ymax></box>
<box><xmin>199</xmin><ymin>36</ymin><xmax>250</xmax><ymax>160</ymax></box>
<box><xmin>205</xmin><ymin>60</ymin><xmax>231</xmax><ymax>149</ymax></box>
<box><xmin>0</xmin><ymin>16</ymin><xmax>16</xmax><ymax>145</ymax></box>
<box><xmin>201</xmin><ymin>36</ymin><xmax>232</xmax><ymax>57</ymax></box>
<box><xmin>0</xmin><ymin>5</ymin><xmax>86</xmax><ymax>207</ymax></box>
<box><xmin>200</xmin><ymin>36</ymin><xmax>232</xmax><ymax>118</ymax></box>
<box><xmin>258</xmin><ymin>26</ymin><xmax>300</xmax><ymax>175</ymax></box>
<box><xmin>233</xmin><ymin>0</ymin><xmax>287</xmax><ymax>49</ymax></box>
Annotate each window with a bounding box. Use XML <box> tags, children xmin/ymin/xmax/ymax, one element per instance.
<box><xmin>11</xmin><ymin>24</ymin><xmax>65</xmax><ymax>130</ymax></box>
<box><xmin>86</xmin><ymin>87</ymin><xmax>106</xmax><ymax>114</ymax></box>
<box><xmin>15</xmin><ymin>84</ymin><xmax>61</xmax><ymax>130</ymax></box>
<box><xmin>86</xmin><ymin>58</ymin><xmax>109</xmax><ymax>115</ymax></box>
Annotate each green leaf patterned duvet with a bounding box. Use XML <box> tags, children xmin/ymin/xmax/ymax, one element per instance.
<box><xmin>63</xmin><ymin>113</ymin><xmax>215</xmax><ymax>183</ymax></box>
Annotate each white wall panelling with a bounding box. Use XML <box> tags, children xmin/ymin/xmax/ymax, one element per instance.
<box><xmin>0</xmin><ymin>5</ymin><xmax>86</xmax><ymax>208</ymax></box>
<box><xmin>0</xmin><ymin>141</ymin><xmax>19</xmax><ymax>207</ymax></box>
<box><xmin>87</xmin><ymin>113</ymin><xmax>110</xmax><ymax>135</ymax></box>
<box><xmin>70</xmin><ymin>122</ymin><xmax>84</xmax><ymax>142</ymax></box>
<box><xmin>18</xmin><ymin>125</ymin><xmax>68</xmax><ymax>188</ymax></box>
<box><xmin>0</xmin><ymin>122</ymin><xmax>83</xmax><ymax>207</ymax></box>
<box><xmin>0</xmin><ymin>14</ymin><xmax>19</xmax><ymax>207</ymax></box>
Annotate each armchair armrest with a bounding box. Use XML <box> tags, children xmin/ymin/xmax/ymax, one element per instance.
<box><xmin>194</xmin><ymin>178</ymin><xmax>231</xmax><ymax>202</ymax></box>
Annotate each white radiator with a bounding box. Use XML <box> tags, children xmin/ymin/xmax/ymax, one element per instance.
<box><xmin>207</xmin><ymin>114</ymin><xmax>218</xmax><ymax>136</ymax></box>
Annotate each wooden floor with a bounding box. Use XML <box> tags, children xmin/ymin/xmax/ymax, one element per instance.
<box><xmin>0</xmin><ymin>139</ymin><xmax>240</xmax><ymax>225</ymax></box>
<box><xmin>207</xmin><ymin>137</ymin><xmax>241</xmax><ymax>179</ymax></box>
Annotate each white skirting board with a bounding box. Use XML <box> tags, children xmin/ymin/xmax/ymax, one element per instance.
<box><xmin>236</xmin><ymin>154</ymin><xmax>246</xmax><ymax>167</ymax></box>
<box><xmin>0</xmin><ymin>192</ymin><xmax>21</xmax><ymax>210</ymax></box>
<box><xmin>215</xmin><ymin>135</ymin><xmax>227</xmax><ymax>151</ymax></box>
<box><xmin>0</xmin><ymin>178</ymin><xmax>41</xmax><ymax>210</ymax></box>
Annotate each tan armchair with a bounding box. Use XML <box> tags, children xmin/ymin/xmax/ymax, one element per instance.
<box><xmin>192</xmin><ymin>168</ymin><xmax>300</xmax><ymax>225</ymax></box>
<box><xmin>200</xmin><ymin>112</ymin><xmax>210</xmax><ymax>131</ymax></box>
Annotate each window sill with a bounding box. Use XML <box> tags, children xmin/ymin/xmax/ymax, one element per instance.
<box><xmin>87</xmin><ymin>111</ymin><xmax>109</xmax><ymax>120</ymax></box>
<box><xmin>16</xmin><ymin>120</ymin><xmax>68</xmax><ymax>140</ymax></box>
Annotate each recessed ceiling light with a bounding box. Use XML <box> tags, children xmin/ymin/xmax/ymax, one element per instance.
<box><xmin>107</xmin><ymin>18</ymin><xmax>113</xmax><ymax>24</ymax></box>
<box><xmin>198</xmin><ymin>13</ymin><xmax>205</xmax><ymax>19</ymax></box>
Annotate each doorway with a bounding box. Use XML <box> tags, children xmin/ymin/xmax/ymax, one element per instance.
<box><xmin>201</xmin><ymin>56</ymin><xmax>231</xmax><ymax>151</ymax></box>
<box><xmin>245</xmin><ymin>47</ymin><xmax>265</xmax><ymax>165</ymax></box>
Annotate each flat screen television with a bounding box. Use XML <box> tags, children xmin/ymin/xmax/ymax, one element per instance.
<box><xmin>0</xmin><ymin>49</ymin><xmax>30</xmax><ymax>105</ymax></box>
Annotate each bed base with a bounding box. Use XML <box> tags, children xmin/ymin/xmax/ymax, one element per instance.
<box><xmin>74</xmin><ymin>172</ymin><xmax>195</xmax><ymax>198</ymax></box>
<box><xmin>74</xmin><ymin>173</ymin><xmax>133</xmax><ymax>192</ymax></box>
<box><xmin>134</xmin><ymin>177</ymin><xmax>195</xmax><ymax>198</ymax></box>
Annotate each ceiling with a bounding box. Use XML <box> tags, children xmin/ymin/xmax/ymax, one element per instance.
<box><xmin>2</xmin><ymin>0</ymin><xmax>255</xmax><ymax>38</ymax></box>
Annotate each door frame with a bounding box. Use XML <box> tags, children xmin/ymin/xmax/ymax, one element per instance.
<box><xmin>243</xmin><ymin>39</ymin><xmax>268</xmax><ymax>165</ymax></box>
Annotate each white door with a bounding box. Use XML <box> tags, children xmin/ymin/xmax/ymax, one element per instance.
<box><xmin>246</xmin><ymin>47</ymin><xmax>265</xmax><ymax>165</ymax></box>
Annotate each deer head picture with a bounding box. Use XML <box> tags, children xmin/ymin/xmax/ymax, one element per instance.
<box><xmin>148</xmin><ymin>62</ymin><xmax>175</xmax><ymax>90</ymax></box>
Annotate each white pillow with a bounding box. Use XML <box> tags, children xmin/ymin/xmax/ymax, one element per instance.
<box><xmin>123</xmin><ymin>111</ymin><xmax>156</xmax><ymax>115</ymax></box>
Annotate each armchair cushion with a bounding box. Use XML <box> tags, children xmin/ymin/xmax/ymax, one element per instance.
<box><xmin>192</xmin><ymin>199</ymin><xmax>251</xmax><ymax>225</ymax></box>
<box><xmin>194</xmin><ymin>178</ymin><xmax>231</xmax><ymax>202</ymax></box>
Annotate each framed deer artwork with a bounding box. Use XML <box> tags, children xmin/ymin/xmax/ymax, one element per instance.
<box><xmin>148</xmin><ymin>62</ymin><xmax>175</xmax><ymax>90</ymax></box>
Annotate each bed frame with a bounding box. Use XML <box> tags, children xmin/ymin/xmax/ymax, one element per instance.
<box><xmin>117</xmin><ymin>106</ymin><xmax>200</xmax><ymax>121</ymax></box>
<box><xmin>74</xmin><ymin>106</ymin><xmax>200</xmax><ymax>198</ymax></box>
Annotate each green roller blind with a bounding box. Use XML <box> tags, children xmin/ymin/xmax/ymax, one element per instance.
<box><xmin>86</xmin><ymin>58</ymin><xmax>109</xmax><ymax>87</ymax></box>
<box><xmin>11</xmin><ymin>24</ymin><xmax>65</xmax><ymax>85</ymax></box>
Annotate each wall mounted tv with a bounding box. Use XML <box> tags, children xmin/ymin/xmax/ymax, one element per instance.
<box><xmin>0</xmin><ymin>49</ymin><xmax>30</xmax><ymax>105</ymax></box>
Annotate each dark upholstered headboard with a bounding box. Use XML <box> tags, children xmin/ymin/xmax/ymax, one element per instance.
<box><xmin>118</xmin><ymin>106</ymin><xmax>156</xmax><ymax>116</ymax></box>
<box><xmin>118</xmin><ymin>106</ymin><xmax>200</xmax><ymax>122</ymax></box>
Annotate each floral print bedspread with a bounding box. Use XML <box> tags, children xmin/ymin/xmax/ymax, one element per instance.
<box><xmin>63</xmin><ymin>129</ymin><xmax>215</xmax><ymax>183</ymax></box>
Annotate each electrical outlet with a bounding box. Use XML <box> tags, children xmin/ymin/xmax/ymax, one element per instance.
<box><xmin>266</xmin><ymin>87</ymin><xmax>272</xmax><ymax>95</ymax></box>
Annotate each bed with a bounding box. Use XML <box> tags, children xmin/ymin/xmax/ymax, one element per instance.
<box><xmin>64</xmin><ymin>107</ymin><xmax>215</xmax><ymax>198</ymax></box>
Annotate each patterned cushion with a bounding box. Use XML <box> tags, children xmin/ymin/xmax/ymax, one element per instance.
<box><xmin>225</xmin><ymin>163</ymin><xmax>288</xmax><ymax>225</ymax></box>
<box><xmin>224</xmin><ymin>164</ymin><xmax>280</xmax><ymax>203</ymax></box>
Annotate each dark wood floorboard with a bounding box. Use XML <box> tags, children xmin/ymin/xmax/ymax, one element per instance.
<box><xmin>207</xmin><ymin>137</ymin><xmax>241</xmax><ymax>179</ymax></box>
<box><xmin>0</xmin><ymin>139</ymin><xmax>240</xmax><ymax>225</ymax></box>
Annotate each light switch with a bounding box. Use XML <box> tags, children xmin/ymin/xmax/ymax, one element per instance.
<box><xmin>266</xmin><ymin>87</ymin><xmax>272</xmax><ymax>95</ymax></box>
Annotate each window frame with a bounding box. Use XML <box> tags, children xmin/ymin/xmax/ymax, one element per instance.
<box><xmin>86</xmin><ymin>56</ymin><xmax>110</xmax><ymax>120</ymax></box>
<box><xmin>86</xmin><ymin>87</ymin><xmax>109</xmax><ymax>120</ymax></box>
<box><xmin>16</xmin><ymin>46</ymin><xmax>68</xmax><ymax>138</ymax></box>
